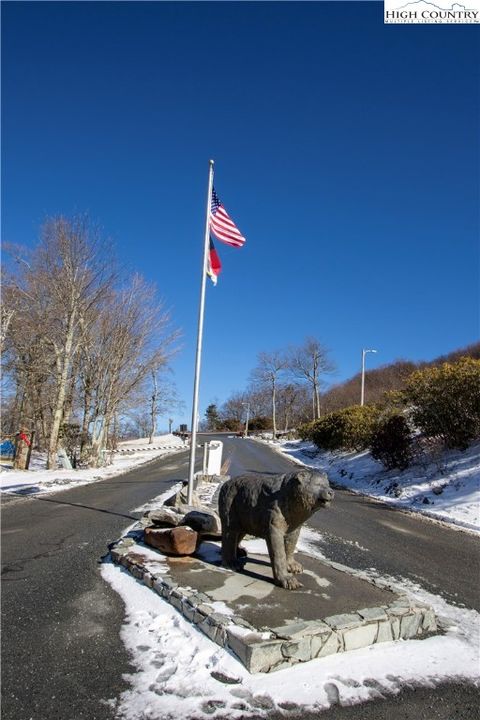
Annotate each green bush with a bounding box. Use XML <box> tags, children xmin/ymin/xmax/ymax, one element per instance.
<box><xmin>297</xmin><ymin>421</ymin><xmax>317</xmax><ymax>441</ymax></box>
<box><xmin>370</xmin><ymin>413</ymin><xmax>413</xmax><ymax>470</ymax></box>
<box><xmin>404</xmin><ymin>357</ymin><xmax>480</xmax><ymax>449</ymax></box>
<box><xmin>311</xmin><ymin>405</ymin><xmax>380</xmax><ymax>452</ymax></box>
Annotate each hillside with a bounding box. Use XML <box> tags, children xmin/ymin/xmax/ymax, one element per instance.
<box><xmin>276</xmin><ymin>438</ymin><xmax>479</xmax><ymax>534</ymax></box>
<box><xmin>323</xmin><ymin>341</ymin><xmax>480</xmax><ymax>412</ymax></box>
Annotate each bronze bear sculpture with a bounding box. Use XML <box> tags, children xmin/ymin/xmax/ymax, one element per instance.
<box><xmin>218</xmin><ymin>469</ymin><xmax>334</xmax><ymax>590</ymax></box>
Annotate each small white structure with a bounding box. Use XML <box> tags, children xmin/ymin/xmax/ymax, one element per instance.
<box><xmin>203</xmin><ymin>440</ymin><xmax>223</xmax><ymax>476</ymax></box>
<box><xmin>57</xmin><ymin>447</ymin><xmax>72</xmax><ymax>470</ymax></box>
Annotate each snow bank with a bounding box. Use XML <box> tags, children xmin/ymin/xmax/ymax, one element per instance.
<box><xmin>275</xmin><ymin>439</ymin><xmax>480</xmax><ymax>534</ymax></box>
<box><xmin>101</xmin><ymin>527</ymin><xmax>480</xmax><ymax>719</ymax></box>
<box><xmin>0</xmin><ymin>433</ymin><xmax>186</xmax><ymax>497</ymax></box>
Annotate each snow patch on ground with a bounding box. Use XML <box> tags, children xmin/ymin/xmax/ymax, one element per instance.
<box><xmin>0</xmin><ymin>434</ymin><xmax>186</xmax><ymax>497</ymax></box>
<box><xmin>95</xmin><ymin>437</ymin><xmax>479</xmax><ymax>717</ymax></box>
<box><xmin>274</xmin><ymin>439</ymin><xmax>480</xmax><ymax>534</ymax></box>
<box><xmin>102</xmin><ymin>532</ymin><xmax>480</xmax><ymax>719</ymax></box>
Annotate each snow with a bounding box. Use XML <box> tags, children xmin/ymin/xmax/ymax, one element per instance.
<box><xmin>97</xmin><ymin>436</ymin><xmax>480</xmax><ymax>717</ymax></box>
<box><xmin>14</xmin><ymin>427</ymin><xmax>476</xmax><ymax>715</ymax></box>
<box><xmin>0</xmin><ymin>434</ymin><xmax>186</xmax><ymax>497</ymax></box>
<box><xmin>101</xmin><ymin>524</ymin><xmax>480</xmax><ymax>719</ymax></box>
<box><xmin>274</xmin><ymin>439</ymin><xmax>480</xmax><ymax>535</ymax></box>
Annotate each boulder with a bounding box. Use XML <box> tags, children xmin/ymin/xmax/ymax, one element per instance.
<box><xmin>144</xmin><ymin>526</ymin><xmax>198</xmax><ymax>556</ymax></box>
<box><xmin>181</xmin><ymin>508</ymin><xmax>222</xmax><ymax>536</ymax></box>
<box><xmin>144</xmin><ymin>506</ymin><xmax>184</xmax><ymax>527</ymax></box>
<box><xmin>164</xmin><ymin>485</ymin><xmax>201</xmax><ymax>508</ymax></box>
<box><xmin>145</xmin><ymin>504</ymin><xmax>221</xmax><ymax>537</ymax></box>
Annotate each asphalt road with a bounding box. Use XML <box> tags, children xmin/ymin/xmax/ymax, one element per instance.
<box><xmin>220</xmin><ymin>435</ymin><xmax>480</xmax><ymax>609</ymax></box>
<box><xmin>1</xmin><ymin>446</ymin><xmax>193</xmax><ymax>720</ymax></box>
<box><xmin>1</xmin><ymin>435</ymin><xmax>479</xmax><ymax>720</ymax></box>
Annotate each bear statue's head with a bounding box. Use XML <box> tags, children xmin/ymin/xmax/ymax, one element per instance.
<box><xmin>285</xmin><ymin>470</ymin><xmax>334</xmax><ymax>512</ymax></box>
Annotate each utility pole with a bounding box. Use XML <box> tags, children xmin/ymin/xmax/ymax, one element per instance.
<box><xmin>361</xmin><ymin>349</ymin><xmax>377</xmax><ymax>406</ymax></box>
<box><xmin>242</xmin><ymin>402</ymin><xmax>250</xmax><ymax>438</ymax></box>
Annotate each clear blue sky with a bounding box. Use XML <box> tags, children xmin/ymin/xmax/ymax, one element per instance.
<box><xmin>2</xmin><ymin>1</ymin><xmax>479</xmax><ymax>429</ymax></box>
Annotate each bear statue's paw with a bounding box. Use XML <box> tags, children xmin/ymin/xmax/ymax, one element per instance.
<box><xmin>277</xmin><ymin>574</ymin><xmax>303</xmax><ymax>590</ymax></box>
<box><xmin>287</xmin><ymin>560</ymin><xmax>303</xmax><ymax>574</ymax></box>
<box><xmin>222</xmin><ymin>558</ymin><xmax>244</xmax><ymax>571</ymax></box>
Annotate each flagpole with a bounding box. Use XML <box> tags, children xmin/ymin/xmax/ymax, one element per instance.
<box><xmin>187</xmin><ymin>159</ymin><xmax>215</xmax><ymax>505</ymax></box>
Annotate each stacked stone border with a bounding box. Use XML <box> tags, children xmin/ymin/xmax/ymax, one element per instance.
<box><xmin>109</xmin><ymin>522</ymin><xmax>438</xmax><ymax>674</ymax></box>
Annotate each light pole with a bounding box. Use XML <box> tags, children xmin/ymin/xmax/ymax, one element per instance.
<box><xmin>242</xmin><ymin>402</ymin><xmax>250</xmax><ymax>438</ymax></box>
<box><xmin>361</xmin><ymin>349</ymin><xmax>377</xmax><ymax>406</ymax></box>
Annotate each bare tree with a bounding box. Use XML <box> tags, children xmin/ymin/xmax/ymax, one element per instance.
<box><xmin>2</xmin><ymin>217</ymin><xmax>181</xmax><ymax>469</ymax></box>
<box><xmin>276</xmin><ymin>382</ymin><xmax>310</xmax><ymax>433</ymax></box>
<box><xmin>147</xmin><ymin>370</ymin><xmax>182</xmax><ymax>443</ymax></box>
<box><xmin>220</xmin><ymin>392</ymin><xmax>248</xmax><ymax>427</ymax></box>
<box><xmin>250</xmin><ymin>350</ymin><xmax>287</xmax><ymax>439</ymax></box>
<box><xmin>35</xmin><ymin>217</ymin><xmax>115</xmax><ymax>466</ymax></box>
<box><xmin>2</xmin><ymin>225</ymin><xmax>113</xmax><ymax>461</ymax></box>
<box><xmin>78</xmin><ymin>274</ymin><xmax>179</xmax><ymax>464</ymax></box>
<box><xmin>287</xmin><ymin>337</ymin><xmax>335</xmax><ymax>420</ymax></box>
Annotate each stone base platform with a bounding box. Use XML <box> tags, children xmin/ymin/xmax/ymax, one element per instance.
<box><xmin>109</xmin><ymin>525</ymin><xmax>438</xmax><ymax>674</ymax></box>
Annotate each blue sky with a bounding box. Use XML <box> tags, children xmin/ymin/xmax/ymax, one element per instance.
<box><xmin>2</xmin><ymin>1</ymin><xmax>479</xmax><ymax>429</ymax></box>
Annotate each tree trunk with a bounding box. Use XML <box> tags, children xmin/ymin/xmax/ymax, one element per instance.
<box><xmin>80</xmin><ymin>383</ymin><xmax>92</xmax><ymax>456</ymax></box>
<box><xmin>314</xmin><ymin>383</ymin><xmax>321</xmax><ymax>419</ymax></box>
<box><xmin>149</xmin><ymin>371</ymin><xmax>158</xmax><ymax>444</ymax></box>
<box><xmin>89</xmin><ymin>416</ymin><xmax>105</xmax><ymax>467</ymax></box>
<box><xmin>272</xmin><ymin>379</ymin><xmax>277</xmax><ymax>440</ymax></box>
<box><xmin>47</xmin><ymin>314</ymin><xmax>75</xmax><ymax>469</ymax></box>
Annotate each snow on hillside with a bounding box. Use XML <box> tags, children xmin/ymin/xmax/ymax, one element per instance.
<box><xmin>275</xmin><ymin>439</ymin><xmax>480</xmax><ymax>534</ymax></box>
<box><xmin>0</xmin><ymin>434</ymin><xmax>186</xmax><ymax>497</ymax></box>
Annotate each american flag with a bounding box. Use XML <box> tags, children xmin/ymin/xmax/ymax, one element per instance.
<box><xmin>209</xmin><ymin>188</ymin><xmax>246</xmax><ymax>248</ymax></box>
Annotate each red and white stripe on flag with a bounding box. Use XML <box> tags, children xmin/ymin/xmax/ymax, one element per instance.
<box><xmin>206</xmin><ymin>238</ymin><xmax>222</xmax><ymax>285</ymax></box>
<box><xmin>209</xmin><ymin>188</ymin><xmax>246</xmax><ymax>248</ymax></box>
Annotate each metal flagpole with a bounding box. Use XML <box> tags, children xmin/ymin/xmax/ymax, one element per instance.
<box><xmin>187</xmin><ymin>159</ymin><xmax>215</xmax><ymax>505</ymax></box>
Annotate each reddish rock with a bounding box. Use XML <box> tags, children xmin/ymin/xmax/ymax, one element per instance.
<box><xmin>144</xmin><ymin>526</ymin><xmax>198</xmax><ymax>556</ymax></box>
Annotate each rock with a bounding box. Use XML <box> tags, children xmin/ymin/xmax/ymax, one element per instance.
<box><xmin>145</xmin><ymin>506</ymin><xmax>184</xmax><ymax>527</ymax></box>
<box><xmin>210</xmin><ymin>670</ymin><xmax>242</xmax><ymax>684</ymax></box>
<box><xmin>164</xmin><ymin>483</ymin><xmax>201</xmax><ymax>507</ymax></box>
<box><xmin>196</xmin><ymin>474</ymin><xmax>229</xmax><ymax>485</ymax></box>
<box><xmin>144</xmin><ymin>526</ymin><xmax>198</xmax><ymax>555</ymax></box>
<box><xmin>144</xmin><ymin>503</ymin><xmax>220</xmax><ymax>535</ymax></box>
<box><xmin>181</xmin><ymin>509</ymin><xmax>222</xmax><ymax>536</ymax></box>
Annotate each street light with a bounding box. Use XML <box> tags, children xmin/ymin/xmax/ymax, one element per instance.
<box><xmin>242</xmin><ymin>402</ymin><xmax>250</xmax><ymax>438</ymax></box>
<box><xmin>361</xmin><ymin>349</ymin><xmax>377</xmax><ymax>406</ymax></box>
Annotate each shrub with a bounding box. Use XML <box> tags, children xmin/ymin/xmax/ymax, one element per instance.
<box><xmin>311</xmin><ymin>405</ymin><xmax>380</xmax><ymax>452</ymax></box>
<box><xmin>370</xmin><ymin>413</ymin><xmax>413</xmax><ymax>470</ymax></box>
<box><xmin>248</xmin><ymin>416</ymin><xmax>271</xmax><ymax>433</ymax></box>
<box><xmin>404</xmin><ymin>357</ymin><xmax>480</xmax><ymax>449</ymax></box>
<box><xmin>297</xmin><ymin>421</ymin><xmax>317</xmax><ymax>441</ymax></box>
<box><xmin>59</xmin><ymin>422</ymin><xmax>81</xmax><ymax>465</ymax></box>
